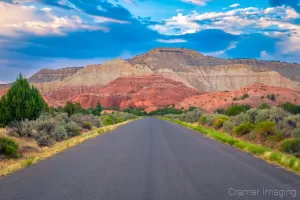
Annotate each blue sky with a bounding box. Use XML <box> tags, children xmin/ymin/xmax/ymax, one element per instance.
<box><xmin>0</xmin><ymin>0</ymin><xmax>299</xmax><ymax>82</ymax></box>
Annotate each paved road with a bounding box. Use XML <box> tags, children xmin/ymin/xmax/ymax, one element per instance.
<box><xmin>0</xmin><ymin>118</ymin><xmax>299</xmax><ymax>200</ymax></box>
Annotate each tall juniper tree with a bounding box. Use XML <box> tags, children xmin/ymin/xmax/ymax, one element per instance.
<box><xmin>0</xmin><ymin>74</ymin><xmax>46</xmax><ymax>127</ymax></box>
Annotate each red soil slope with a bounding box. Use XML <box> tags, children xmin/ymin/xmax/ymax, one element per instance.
<box><xmin>0</xmin><ymin>88</ymin><xmax>8</xmax><ymax>98</ymax></box>
<box><xmin>68</xmin><ymin>76</ymin><xmax>200</xmax><ymax>111</ymax></box>
<box><xmin>177</xmin><ymin>83</ymin><xmax>300</xmax><ymax>113</ymax></box>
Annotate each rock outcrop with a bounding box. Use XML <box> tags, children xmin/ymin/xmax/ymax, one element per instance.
<box><xmin>29</xmin><ymin>67</ymin><xmax>82</xmax><ymax>83</ymax></box>
<box><xmin>177</xmin><ymin>83</ymin><xmax>300</xmax><ymax>113</ymax></box>
<box><xmin>129</xmin><ymin>48</ymin><xmax>300</xmax><ymax>91</ymax></box>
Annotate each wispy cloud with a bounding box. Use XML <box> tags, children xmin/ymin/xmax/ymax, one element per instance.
<box><xmin>181</xmin><ymin>0</ymin><xmax>211</xmax><ymax>6</ymax></box>
<box><xmin>156</xmin><ymin>39</ymin><xmax>187</xmax><ymax>43</ymax></box>
<box><xmin>230</xmin><ymin>3</ymin><xmax>240</xmax><ymax>8</ymax></box>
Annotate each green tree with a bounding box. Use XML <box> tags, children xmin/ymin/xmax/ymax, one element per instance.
<box><xmin>97</xmin><ymin>102</ymin><xmax>103</xmax><ymax>115</ymax></box>
<box><xmin>0</xmin><ymin>74</ymin><xmax>46</xmax><ymax>127</ymax></box>
<box><xmin>64</xmin><ymin>102</ymin><xmax>83</xmax><ymax>117</ymax></box>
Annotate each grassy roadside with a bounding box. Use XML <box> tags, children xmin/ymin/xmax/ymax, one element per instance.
<box><xmin>0</xmin><ymin>120</ymin><xmax>135</xmax><ymax>176</ymax></box>
<box><xmin>161</xmin><ymin>117</ymin><xmax>300</xmax><ymax>175</ymax></box>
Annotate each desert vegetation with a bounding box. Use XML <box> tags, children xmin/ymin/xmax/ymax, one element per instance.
<box><xmin>0</xmin><ymin>75</ymin><xmax>137</xmax><ymax>163</ymax></box>
<box><xmin>164</xmin><ymin>103</ymin><xmax>300</xmax><ymax>159</ymax></box>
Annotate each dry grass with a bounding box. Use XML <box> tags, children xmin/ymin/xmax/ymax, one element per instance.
<box><xmin>0</xmin><ymin>120</ymin><xmax>133</xmax><ymax>176</ymax></box>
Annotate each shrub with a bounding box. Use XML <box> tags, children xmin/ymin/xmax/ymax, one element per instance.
<box><xmin>267</xmin><ymin>94</ymin><xmax>276</xmax><ymax>101</ymax></box>
<box><xmin>64</xmin><ymin>121</ymin><xmax>80</xmax><ymax>137</ymax></box>
<box><xmin>233</xmin><ymin>97</ymin><xmax>238</xmax><ymax>101</ymax></box>
<box><xmin>206</xmin><ymin>115</ymin><xmax>217</xmax><ymax>126</ymax></box>
<box><xmin>198</xmin><ymin>116</ymin><xmax>207</xmax><ymax>125</ymax></box>
<box><xmin>231</xmin><ymin>113</ymin><xmax>245</xmax><ymax>125</ymax></box>
<box><xmin>222</xmin><ymin>121</ymin><xmax>235</xmax><ymax>134</ymax></box>
<box><xmin>279</xmin><ymin>139</ymin><xmax>300</xmax><ymax>157</ymax></box>
<box><xmin>82</xmin><ymin>121</ymin><xmax>93</xmax><ymax>130</ymax></box>
<box><xmin>258</xmin><ymin>103</ymin><xmax>270</xmax><ymax>110</ymax></box>
<box><xmin>0</xmin><ymin>137</ymin><xmax>19</xmax><ymax>158</ymax></box>
<box><xmin>269</xmin><ymin>107</ymin><xmax>288</xmax><ymax>123</ymax></box>
<box><xmin>291</xmin><ymin>128</ymin><xmax>300</xmax><ymax>138</ymax></box>
<box><xmin>7</xmin><ymin>120</ymin><xmax>37</xmax><ymax>138</ymax></box>
<box><xmin>71</xmin><ymin>114</ymin><xmax>100</xmax><ymax>128</ymax></box>
<box><xmin>280</xmin><ymin>103</ymin><xmax>300</xmax><ymax>114</ymax></box>
<box><xmin>243</xmin><ymin>108</ymin><xmax>258</xmax><ymax>124</ymax></box>
<box><xmin>102</xmin><ymin>116</ymin><xmax>114</xmax><ymax>126</ymax></box>
<box><xmin>183</xmin><ymin>109</ymin><xmax>203</xmax><ymax>123</ymax></box>
<box><xmin>255</xmin><ymin>121</ymin><xmax>276</xmax><ymax>139</ymax></box>
<box><xmin>53</xmin><ymin>125</ymin><xmax>68</xmax><ymax>142</ymax></box>
<box><xmin>36</xmin><ymin>132</ymin><xmax>55</xmax><ymax>147</ymax></box>
<box><xmin>214</xmin><ymin>108</ymin><xmax>226</xmax><ymax>114</ymax></box>
<box><xmin>255</xmin><ymin>109</ymin><xmax>270</xmax><ymax>124</ymax></box>
<box><xmin>36</xmin><ymin>117</ymin><xmax>57</xmax><ymax>135</ymax></box>
<box><xmin>213</xmin><ymin>116</ymin><xmax>230</xmax><ymax>129</ymax></box>
<box><xmin>225</xmin><ymin>104</ymin><xmax>251</xmax><ymax>116</ymax></box>
<box><xmin>233</xmin><ymin>122</ymin><xmax>255</xmax><ymax>136</ymax></box>
<box><xmin>281</xmin><ymin>115</ymin><xmax>300</xmax><ymax>138</ymax></box>
<box><xmin>241</xmin><ymin>93</ymin><xmax>249</xmax><ymax>100</ymax></box>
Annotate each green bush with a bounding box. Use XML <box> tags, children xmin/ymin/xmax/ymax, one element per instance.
<box><xmin>82</xmin><ymin>121</ymin><xmax>93</xmax><ymax>130</ymax></box>
<box><xmin>182</xmin><ymin>109</ymin><xmax>204</xmax><ymax>123</ymax></box>
<box><xmin>198</xmin><ymin>116</ymin><xmax>207</xmax><ymax>125</ymax></box>
<box><xmin>36</xmin><ymin>132</ymin><xmax>55</xmax><ymax>147</ymax></box>
<box><xmin>233</xmin><ymin>122</ymin><xmax>255</xmax><ymax>136</ymax></box>
<box><xmin>7</xmin><ymin>120</ymin><xmax>37</xmax><ymax>138</ymax></box>
<box><xmin>241</xmin><ymin>93</ymin><xmax>249</xmax><ymax>100</ymax></box>
<box><xmin>222</xmin><ymin>121</ymin><xmax>235</xmax><ymax>134</ymax></box>
<box><xmin>255</xmin><ymin>109</ymin><xmax>270</xmax><ymax>124</ymax></box>
<box><xmin>0</xmin><ymin>137</ymin><xmax>19</xmax><ymax>158</ymax></box>
<box><xmin>279</xmin><ymin>139</ymin><xmax>300</xmax><ymax>157</ymax></box>
<box><xmin>243</xmin><ymin>108</ymin><xmax>258</xmax><ymax>124</ymax></box>
<box><xmin>233</xmin><ymin>97</ymin><xmax>238</xmax><ymax>101</ymax></box>
<box><xmin>102</xmin><ymin>116</ymin><xmax>114</xmax><ymax>126</ymax></box>
<box><xmin>70</xmin><ymin>114</ymin><xmax>101</xmax><ymax>128</ymax></box>
<box><xmin>53</xmin><ymin>125</ymin><xmax>68</xmax><ymax>142</ymax></box>
<box><xmin>213</xmin><ymin>116</ymin><xmax>230</xmax><ymax>129</ymax></box>
<box><xmin>206</xmin><ymin>115</ymin><xmax>217</xmax><ymax>126</ymax></box>
<box><xmin>258</xmin><ymin>103</ymin><xmax>270</xmax><ymax>110</ymax></box>
<box><xmin>280</xmin><ymin>103</ymin><xmax>300</xmax><ymax>114</ymax></box>
<box><xmin>255</xmin><ymin>121</ymin><xmax>276</xmax><ymax>139</ymax></box>
<box><xmin>281</xmin><ymin>115</ymin><xmax>300</xmax><ymax>138</ymax></box>
<box><xmin>64</xmin><ymin>121</ymin><xmax>80</xmax><ymax>137</ymax></box>
<box><xmin>291</xmin><ymin>128</ymin><xmax>300</xmax><ymax>138</ymax></box>
<box><xmin>267</xmin><ymin>94</ymin><xmax>276</xmax><ymax>101</ymax></box>
<box><xmin>225</xmin><ymin>104</ymin><xmax>251</xmax><ymax>116</ymax></box>
<box><xmin>269</xmin><ymin>107</ymin><xmax>288</xmax><ymax>124</ymax></box>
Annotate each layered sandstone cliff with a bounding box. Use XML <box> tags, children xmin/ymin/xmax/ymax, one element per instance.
<box><xmin>29</xmin><ymin>48</ymin><xmax>300</xmax><ymax>94</ymax></box>
<box><xmin>129</xmin><ymin>48</ymin><xmax>300</xmax><ymax>91</ymax></box>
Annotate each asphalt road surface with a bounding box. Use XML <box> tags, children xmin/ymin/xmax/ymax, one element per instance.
<box><xmin>0</xmin><ymin>118</ymin><xmax>300</xmax><ymax>200</ymax></box>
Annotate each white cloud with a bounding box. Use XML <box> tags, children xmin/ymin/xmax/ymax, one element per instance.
<box><xmin>229</xmin><ymin>3</ymin><xmax>240</xmax><ymax>8</ymax></box>
<box><xmin>151</xmin><ymin>6</ymin><xmax>299</xmax><ymax>36</ymax></box>
<box><xmin>0</xmin><ymin>2</ymin><xmax>104</xmax><ymax>37</ymax></box>
<box><xmin>207</xmin><ymin>41</ymin><xmax>238</xmax><ymax>57</ymax></box>
<box><xmin>151</xmin><ymin>6</ymin><xmax>300</xmax><ymax>58</ymax></box>
<box><xmin>156</xmin><ymin>39</ymin><xmax>187</xmax><ymax>43</ymax></box>
<box><xmin>181</xmin><ymin>0</ymin><xmax>211</xmax><ymax>6</ymax></box>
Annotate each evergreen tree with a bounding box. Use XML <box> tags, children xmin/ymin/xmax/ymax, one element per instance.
<box><xmin>97</xmin><ymin>102</ymin><xmax>103</xmax><ymax>115</ymax></box>
<box><xmin>0</xmin><ymin>74</ymin><xmax>46</xmax><ymax>126</ymax></box>
<box><xmin>64</xmin><ymin>102</ymin><xmax>83</xmax><ymax>117</ymax></box>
